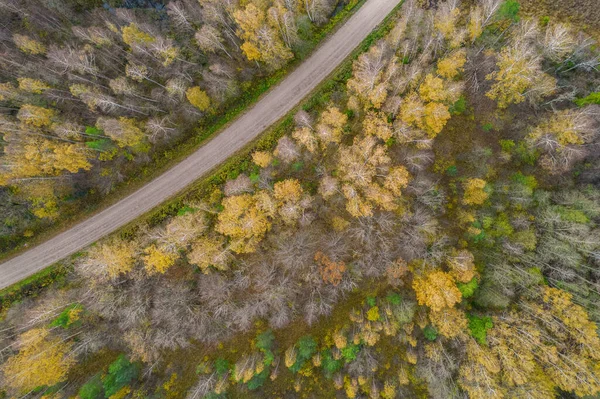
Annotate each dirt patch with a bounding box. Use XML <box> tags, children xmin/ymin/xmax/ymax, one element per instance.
<box><xmin>519</xmin><ymin>0</ymin><xmax>600</xmax><ymax>40</ymax></box>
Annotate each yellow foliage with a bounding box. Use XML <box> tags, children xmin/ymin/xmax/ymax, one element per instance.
<box><xmin>362</xmin><ymin>111</ymin><xmax>393</xmax><ymax>141</ymax></box>
<box><xmin>122</xmin><ymin>24</ymin><xmax>155</xmax><ymax>46</ymax></box>
<box><xmin>486</xmin><ymin>44</ymin><xmax>556</xmax><ymax>108</ymax></box>
<box><xmin>447</xmin><ymin>249</ymin><xmax>477</xmax><ymax>283</ymax></box>
<box><xmin>413</xmin><ymin>271</ymin><xmax>462</xmax><ymax>312</ymax></box>
<box><xmin>252</xmin><ymin>151</ymin><xmax>273</xmax><ymax>167</ymax></box>
<box><xmin>18</xmin><ymin>78</ymin><xmax>50</xmax><ymax>94</ymax></box>
<box><xmin>423</xmin><ymin>102</ymin><xmax>451</xmax><ymax>136</ymax></box>
<box><xmin>13</xmin><ymin>34</ymin><xmax>46</xmax><ymax>54</ymax></box>
<box><xmin>273</xmin><ymin>179</ymin><xmax>303</xmax><ymax>202</ymax></box>
<box><xmin>143</xmin><ymin>244</ymin><xmax>177</xmax><ymax>275</ymax></box>
<box><xmin>419</xmin><ymin>74</ymin><xmax>447</xmax><ymax>102</ymax></box>
<box><xmin>188</xmin><ymin>236</ymin><xmax>229</xmax><ymax>273</ymax></box>
<box><xmin>1</xmin><ymin>328</ymin><xmax>75</xmax><ymax>393</ymax></box>
<box><xmin>216</xmin><ymin>193</ymin><xmax>271</xmax><ymax>253</ymax></box>
<box><xmin>17</xmin><ymin>104</ymin><xmax>55</xmax><ymax>127</ymax></box>
<box><xmin>186</xmin><ymin>86</ymin><xmax>211</xmax><ymax>111</ymax></box>
<box><xmin>462</xmin><ymin>178</ymin><xmax>489</xmax><ymax>206</ymax></box>
<box><xmin>437</xmin><ymin>49</ymin><xmax>467</xmax><ymax>79</ymax></box>
<box><xmin>89</xmin><ymin>240</ymin><xmax>137</xmax><ymax>279</ymax></box>
<box><xmin>110</xmin><ymin>386</ymin><xmax>131</xmax><ymax>399</ymax></box>
<box><xmin>429</xmin><ymin>307</ymin><xmax>468</xmax><ymax>338</ymax></box>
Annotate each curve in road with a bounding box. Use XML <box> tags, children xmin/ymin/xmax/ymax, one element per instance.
<box><xmin>0</xmin><ymin>0</ymin><xmax>401</xmax><ymax>289</ymax></box>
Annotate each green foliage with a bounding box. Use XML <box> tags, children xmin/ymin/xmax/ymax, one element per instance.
<box><xmin>366</xmin><ymin>296</ymin><xmax>377</xmax><ymax>307</ymax></box>
<box><xmin>574</xmin><ymin>92</ymin><xmax>600</xmax><ymax>107</ymax></box>
<box><xmin>539</xmin><ymin>15</ymin><xmax>550</xmax><ymax>27</ymax></box>
<box><xmin>177</xmin><ymin>206</ymin><xmax>196</xmax><ymax>216</ymax></box>
<box><xmin>511</xmin><ymin>172</ymin><xmax>537</xmax><ymax>190</ymax></box>
<box><xmin>481</xmin><ymin>122</ymin><xmax>494</xmax><ymax>132</ymax></box>
<box><xmin>386</xmin><ymin>291</ymin><xmax>402</xmax><ymax>305</ymax></box>
<box><xmin>467</xmin><ymin>314</ymin><xmax>493</xmax><ymax>345</ymax></box>
<box><xmin>103</xmin><ymin>355</ymin><xmax>139</xmax><ymax>398</ymax></box>
<box><xmin>499</xmin><ymin>139</ymin><xmax>515</xmax><ymax>152</ymax></box>
<box><xmin>423</xmin><ymin>325</ymin><xmax>438</xmax><ymax>341</ymax></box>
<box><xmin>458</xmin><ymin>277</ymin><xmax>479</xmax><ymax>298</ymax></box>
<box><xmin>78</xmin><ymin>375</ymin><xmax>104</xmax><ymax>399</ymax></box>
<box><xmin>85</xmin><ymin>126</ymin><xmax>103</xmax><ymax>136</ymax></box>
<box><xmin>555</xmin><ymin>206</ymin><xmax>589</xmax><ymax>224</ymax></box>
<box><xmin>49</xmin><ymin>304</ymin><xmax>82</xmax><ymax>329</ymax></box>
<box><xmin>321</xmin><ymin>349</ymin><xmax>342</xmax><ymax>377</ymax></box>
<box><xmin>513</xmin><ymin>141</ymin><xmax>538</xmax><ymax>165</ymax></box>
<box><xmin>214</xmin><ymin>358</ymin><xmax>230</xmax><ymax>377</ymax></box>
<box><xmin>291</xmin><ymin>161</ymin><xmax>304</xmax><ymax>172</ymax></box>
<box><xmin>497</xmin><ymin>0</ymin><xmax>520</xmax><ymax>21</ymax></box>
<box><xmin>289</xmin><ymin>336</ymin><xmax>317</xmax><ymax>373</ymax></box>
<box><xmin>341</xmin><ymin>343</ymin><xmax>360</xmax><ymax>363</ymax></box>
<box><xmin>446</xmin><ymin>165</ymin><xmax>458</xmax><ymax>176</ymax></box>
<box><xmin>449</xmin><ymin>96</ymin><xmax>467</xmax><ymax>115</ymax></box>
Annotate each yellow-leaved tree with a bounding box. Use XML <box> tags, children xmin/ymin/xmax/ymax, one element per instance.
<box><xmin>186</xmin><ymin>86</ymin><xmax>211</xmax><ymax>111</ymax></box>
<box><xmin>462</xmin><ymin>178</ymin><xmax>489</xmax><ymax>206</ymax></box>
<box><xmin>215</xmin><ymin>193</ymin><xmax>272</xmax><ymax>253</ymax></box>
<box><xmin>2</xmin><ymin>328</ymin><xmax>75</xmax><ymax>393</ymax></box>
<box><xmin>412</xmin><ymin>270</ymin><xmax>462</xmax><ymax>312</ymax></box>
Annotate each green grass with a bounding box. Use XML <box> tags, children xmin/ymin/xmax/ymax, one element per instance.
<box><xmin>0</xmin><ymin>0</ymin><xmax>404</xmax><ymax>312</ymax></box>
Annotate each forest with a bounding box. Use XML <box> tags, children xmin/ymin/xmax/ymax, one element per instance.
<box><xmin>0</xmin><ymin>0</ymin><xmax>353</xmax><ymax>253</ymax></box>
<box><xmin>2</xmin><ymin>0</ymin><xmax>600</xmax><ymax>398</ymax></box>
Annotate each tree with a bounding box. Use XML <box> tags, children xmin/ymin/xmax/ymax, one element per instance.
<box><xmin>186</xmin><ymin>86</ymin><xmax>211</xmax><ymax>111</ymax></box>
<box><xmin>315</xmin><ymin>251</ymin><xmax>347</xmax><ymax>286</ymax></box>
<box><xmin>196</xmin><ymin>25</ymin><xmax>232</xmax><ymax>58</ymax></box>
<box><xmin>234</xmin><ymin>3</ymin><xmax>293</xmax><ymax>69</ymax></box>
<box><xmin>463</xmin><ymin>178</ymin><xmax>489</xmax><ymax>206</ymax></box>
<box><xmin>121</xmin><ymin>23</ymin><xmax>155</xmax><ymax>48</ymax></box>
<box><xmin>315</xmin><ymin>106</ymin><xmax>348</xmax><ymax>147</ymax></box>
<box><xmin>188</xmin><ymin>236</ymin><xmax>230</xmax><ymax>273</ymax></box>
<box><xmin>486</xmin><ymin>42</ymin><xmax>556</xmax><ymax>108</ymax></box>
<box><xmin>446</xmin><ymin>249</ymin><xmax>477</xmax><ymax>283</ymax></box>
<box><xmin>13</xmin><ymin>34</ymin><xmax>46</xmax><ymax>54</ymax></box>
<box><xmin>216</xmin><ymin>193</ymin><xmax>272</xmax><ymax>253</ymax></box>
<box><xmin>436</xmin><ymin>49</ymin><xmax>467</xmax><ymax>79</ymax></box>
<box><xmin>103</xmin><ymin>355</ymin><xmax>140</xmax><ymax>398</ymax></box>
<box><xmin>17</xmin><ymin>104</ymin><xmax>55</xmax><ymax>127</ymax></box>
<box><xmin>0</xmin><ymin>134</ymin><xmax>91</xmax><ymax>187</ymax></box>
<box><xmin>97</xmin><ymin>117</ymin><xmax>146</xmax><ymax>148</ymax></box>
<box><xmin>17</xmin><ymin>78</ymin><xmax>50</xmax><ymax>94</ymax></box>
<box><xmin>346</xmin><ymin>42</ymin><xmax>390</xmax><ymax>109</ymax></box>
<box><xmin>1</xmin><ymin>328</ymin><xmax>75</xmax><ymax>392</ymax></box>
<box><xmin>413</xmin><ymin>270</ymin><xmax>462</xmax><ymax>312</ymax></box>
<box><xmin>527</xmin><ymin>108</ymin><xmax>597</xmax><ymax>173</ymax></box>
<box><xmin>143</xmin><ymin>244</ymin><xmax>177</xmax><ymax>275</ymax></box>
<box><xmin>252</xmin><ymin>151</ymin><xmax>273</xmax><ymax>168</ymax></box>
<box><xmin>429</xmin><ymin>307</ymin><xmax>468</xmax><ymax>338</ymax></box>
<box><xmin>81</xmin><ymin>239</ymin><xmax>138</xmax><ymax>280</ymax></box>
<box><xmin>273</xmin><ymin>179</ymin><xmax>309</xmax><ymax>225</ymax></box>
<box><xmin>362</xmin><ymin>111</ymin><xmax>393</xmax><ymax>141</ymax></box>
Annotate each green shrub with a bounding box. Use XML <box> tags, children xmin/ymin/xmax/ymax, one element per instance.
<box><xmin>78</xmin><ymin>375</ymin><xmax>104</xmax><ymax>399</ymax></box>
<box><xmin>467</xmin><ymin>314</ymin><xmax>493</xmax><ymax>345</ymax></box>
<box><xmin>103</xmin><ymin>355</ymin><xmax>139</xmax><ymax>397</ymax></box>
<box><xmin>321</xmin><ymin>349</ymin><xmax>342</xmax><ymax>377</ymax></box>
<box><xmin>497</xmin><ymin>0</ymin><xmax>520</xmax><ymax>21</ymax></box>
<box><xmin>341</xmin><ymin>344</ymin><xmax>360</xmax><ymax>363</ymax></box>
<box><xmin>423</xmin><ymin>325</ymin><xmax>438</xmax><ymax>341</ymax></box>
<box><xmin>458</xmin><ymin>277</ymin><xmax>479</xmax><ymax>298</ymax></box>
<box><xmin>575</xmin><ymin>92</ymin><xmax>600</xmax><ymax>107</ymax></box>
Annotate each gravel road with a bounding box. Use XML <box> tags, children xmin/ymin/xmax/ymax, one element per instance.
<box><xmin>0</xmin><ymin>0</ymin><xmax>401</xmax><ymax>289</ymax></box>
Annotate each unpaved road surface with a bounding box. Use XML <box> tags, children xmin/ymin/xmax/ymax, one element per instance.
<box><xmin>0</xmin><ymin>0</ymin><xmax>401</xmax><ymax>289</ymax></box>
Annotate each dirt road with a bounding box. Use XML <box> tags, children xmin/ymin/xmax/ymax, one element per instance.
<box><xmin>0</xmin><ymin>0</ymin><xmax>401</xmax><ymax>289</ymax></box>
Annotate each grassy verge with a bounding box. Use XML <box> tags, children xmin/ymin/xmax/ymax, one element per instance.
<box><xmin>1</xmin><ymin>0</ymin><xmax>367</xmax><ymax>259</ymax></box>
<box><xmin>0</xmin><ymin>0</ymin><xmax>403</xmax><ymax>312</ymax></box>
